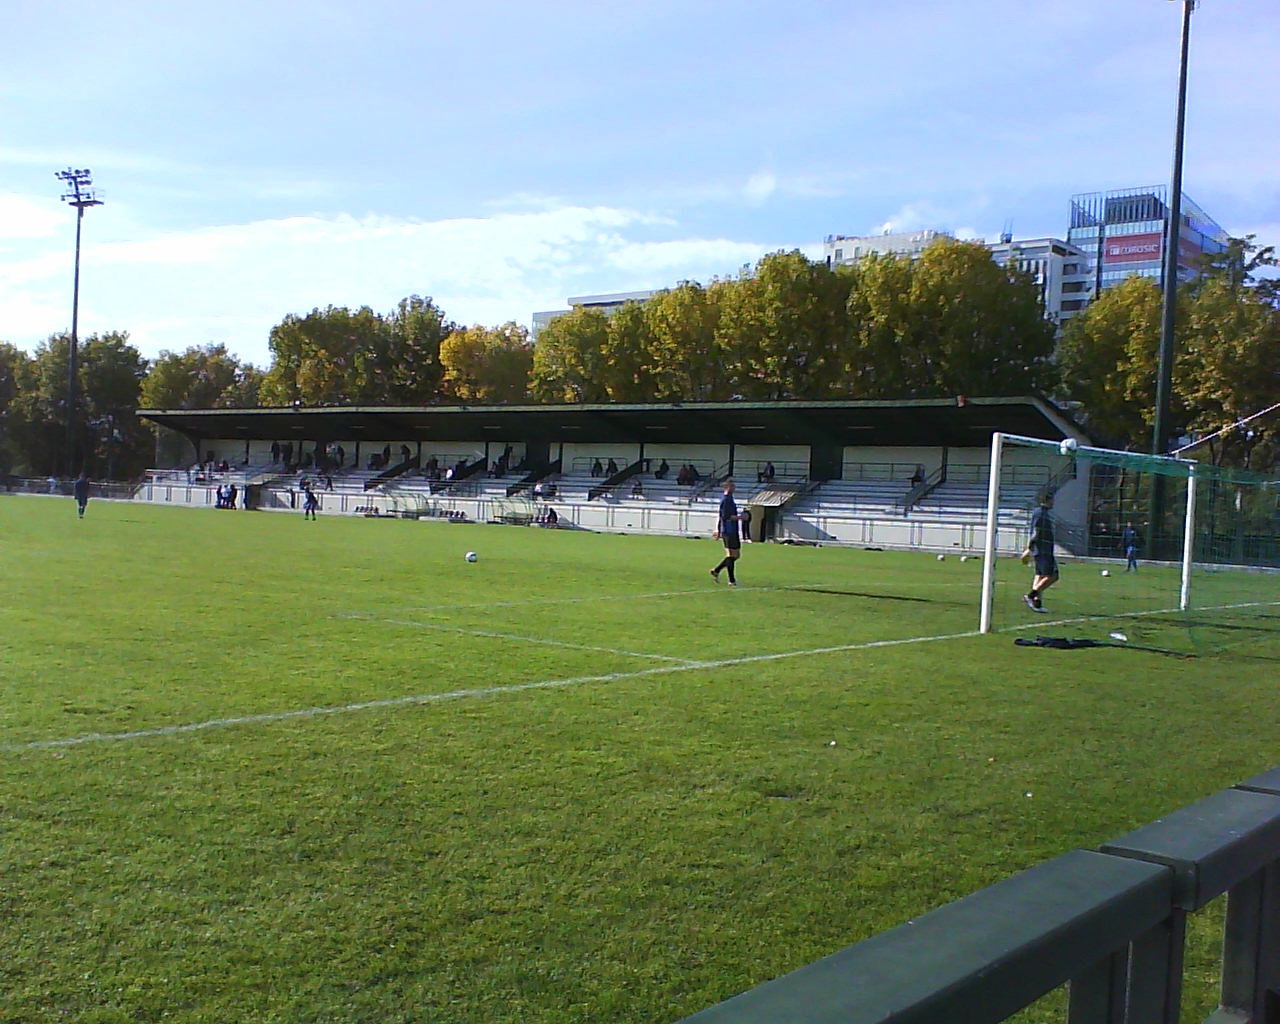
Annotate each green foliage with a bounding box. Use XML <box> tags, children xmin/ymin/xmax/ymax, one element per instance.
<box><xmin>845</xmin><ymin>239</ymin><xmax>1056</xmax><ymax>399</ymax></box>
<box><xmin>260</xmin><ymin>296</ymin><xmax>456</xmax><ymax>407</ymax></box>
<box><xmin>6</xmin><ymin>331</ymin><xmax>150</xmax><ymax>478</ymax></box>
<box><xmin>530</xmin><ymin>307</ymin><xmax>612</xmax><ymax>403</ymax></box>
<box><xmin>1056</xmin><ymin>276</ymin><xmax>1164</xmax><ymax>446</ymax></box>
<box><xmin>440</xmin><ymin>322</ymin><xmax>533</xmax><ymax>403</ymax></box>
<box><xmin>643</xmin><ymin>281</ymin><xmax>724</xmax><ymax>401</ymax></box>
<box><xmin>0</xmin><ymin>341</ymin><xmax>34</xmax><ymax>474</ymax></box>
<box><xmin>140</xmin><ymin>343</ymin><xmax>260</xmax><ymax>410</ymax></box>
<box><xmin>1056</xmin><ymin>237</ymin><xmax>1280</xmax><ymax>469</ymax></box>
<box><xmin>1</xmin><ymin>499</ymin><xmax>1274</xmax><ymax>1023</ymax></box>
<box><xmin>530</xmin><ymin>243</ymin><xmax>1055</xmax><ymax>405</ymax></box>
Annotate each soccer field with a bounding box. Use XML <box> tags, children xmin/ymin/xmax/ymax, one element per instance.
<box><xmin>4</xmin><ymin>496</ymin><xmax>1279</xmax><ymax>1023</ymax></box>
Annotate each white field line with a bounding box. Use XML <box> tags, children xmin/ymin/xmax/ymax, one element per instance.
<box><xmin>1004</xmin><ymin>598</ymin><xmax>1280</xmax><ymax>633</ymax></box>
<box><xmin>1</xmin><ymin>627</ymin><xmax>981</xmax><ymax>752</ymax></box>
<box><xmin>337</xmin><ymin>611</ymin><xmax>698</xmax><ymax>664</ymax></box>
<box><xmin>8</xmin><ymin>598</ymin><xmax>1277</xmax><ymax>754</ymax></box>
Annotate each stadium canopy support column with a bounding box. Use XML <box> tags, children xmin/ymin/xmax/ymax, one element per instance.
<box><xmin>979</xmin><ymin>432</ymin><xmax>1005</xmax><ymax>633</ymax></box>
<box><xmin>1180</xmin><ymin>465</ymin><xmax>1197</xmax><ymax>611</ymax></box>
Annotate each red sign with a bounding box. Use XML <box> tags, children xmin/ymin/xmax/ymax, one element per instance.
<box><xmin>1104</xmin><ymin>232</ymin><xmax>1162</xmax><ymax>264</ymax></box>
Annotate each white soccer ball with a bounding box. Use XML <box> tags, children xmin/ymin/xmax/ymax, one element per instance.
<box><xmin>960</xmin><ymin>555</ymin><xmax>969</xmax><ymax>562</ymax></box>
<box><xmin>1059</xmin><ymin>437</ymin><xmax>1079</xmax><ymax>456</ymax></box>
<box><xmin>936</xmin><ymin>554</ymin><xmax>945</xmax><ymax>561</ymax></box>
<box><xmin>1100</xmin><ymin>569</ymin><xmax>1110</xmax><ymax>577</ymax></box>
<box><xmin>465</xmin><ymin>551</ymin><xmax>478</xmax><ymax>562</ymax></box>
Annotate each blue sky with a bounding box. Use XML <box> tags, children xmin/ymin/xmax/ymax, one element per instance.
<box><xmin>3</xmin><ymin>0</ymin><xmax>1277</xmax><ymax>368</ymax></box>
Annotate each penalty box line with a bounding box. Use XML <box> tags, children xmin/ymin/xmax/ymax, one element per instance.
<box><xmin>0</xmin><ymin>626</ymin><xmax>982</xmax><ymax>753</ymax></box>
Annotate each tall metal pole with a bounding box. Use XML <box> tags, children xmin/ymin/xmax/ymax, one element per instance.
<box><xmin>56</xmin><ymin>168</ymin><xmax>103</xmax><ymax>478</ymax></box>
<box><xmin>1152</xmin><ymin>0</ymin><xmax>1195</xmax><ymax>458</ymax></box>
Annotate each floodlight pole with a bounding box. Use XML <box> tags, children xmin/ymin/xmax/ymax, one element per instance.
<box><xmin>56</xmin><ymin>167</ymin><xmax>103</xmax><ymax>478</ymax></box>
<box><xmin>1152</xmin><ymin>0</ymin><xmax>1195</xmax><ymax>458</ymax></box>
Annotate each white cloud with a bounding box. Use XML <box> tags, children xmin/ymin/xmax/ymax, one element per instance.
<box><xmin>0</xmin><ymin>202</ymin><xmax>780</xmax><ymax>366</ymax></box>
<box><xmin>0</xmin><ymin>194</ymin><xmax>65</xmax><ymax>241</ymax></box>
<box><xmin>742</xmin><ymin>171</ymin><xmax>777</xmax><ymax>205</ymax></box>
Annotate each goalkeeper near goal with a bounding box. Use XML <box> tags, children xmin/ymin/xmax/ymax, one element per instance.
<box><xmin>1021</xmin><ymin>493</ymin><xmax>1058</xmax><ymax>613</ymax></box>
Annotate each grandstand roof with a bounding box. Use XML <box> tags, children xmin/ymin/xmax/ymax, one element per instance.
<box><xmin>137</xmin><ymin>397</ymin><xmax>1082</xmax><ymax>448</ymax></box>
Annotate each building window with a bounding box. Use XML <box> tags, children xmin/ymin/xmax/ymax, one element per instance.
<box><xmin>1062</xmin><ymin>281</ymin><xmax>1086</xmax><ymax>293</ymax></box>
<box><xmin>835</xmin><ymin>248</ymin><xmax>843</xmax><ymax>261</ymax></box>
<box><xmin>1061</xmin><ymin>300</ymin><xmax>1086</xmax><ymax>311</ymax></box>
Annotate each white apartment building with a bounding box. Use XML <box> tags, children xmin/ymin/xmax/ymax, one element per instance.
<box><xmin>532</xmin><ymin>290</ymin><xmax>659</xmax><ymax>338</ymax></box>
<box><xmin>986</xmin><ymin>237</ymin><xmax>1094</xmax><ymax>325</ymax></box>
<box><xmin>822</xmin><ymin>229</ymin><xmax>952</xmax><ymax>265</ymax></box>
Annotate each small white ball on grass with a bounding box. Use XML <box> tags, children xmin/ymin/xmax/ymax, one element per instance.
<box><xmin>465</xmin><ymin>551</ymin><xmax>478</xmax><ymax>562</ymax></box>
<box><xmin>936</xmin><ymin>554</ymin><xmax>945</xmax><ymax>561</ymax></box>
<box><xmin>960</xmin><ymin>555</ymin><xmax>969</xmax><ymax>562</ymax></box>
<box><xmin>1100</xmin><ymin>569</ymin><xmax>1110</xmax><ymax>577</ymax></box>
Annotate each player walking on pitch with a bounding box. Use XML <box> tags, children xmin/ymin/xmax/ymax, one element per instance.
<box><xmin>710</xmin><ymin>479</ymin><xmax>745</xmax><ymax>586</ymax></box>
<box><xmin>1021</xmin><ymin>493</ymin><xmax>1058</xmax><ymax>612</ymax></box>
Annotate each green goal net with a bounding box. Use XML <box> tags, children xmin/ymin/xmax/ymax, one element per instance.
<box><xmin>980</xmin><ymin>433</ymin><xmax>1280</xmax><ymax>657</ymax></box>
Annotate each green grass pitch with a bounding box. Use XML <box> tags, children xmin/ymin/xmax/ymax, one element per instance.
<box><xmin>3</xmin><ymin>495</ymin><xmax>1278</xmax><ymax>1023</ymax></box>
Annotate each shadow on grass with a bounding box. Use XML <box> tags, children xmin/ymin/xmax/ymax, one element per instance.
<box><xmin>788</xmin><ymin>587</ymin><xmax>931</xmax><ymax>604</ymax></box>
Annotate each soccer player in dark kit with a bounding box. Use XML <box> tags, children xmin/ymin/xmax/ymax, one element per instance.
<box><xmin>710</xmin><ymin>479</ymin><xmax>745</xmax><ymax>587</ymax></box>
<box><xmin>1020</xmin><ymin>492</ymin><xmax>1058</xmax><ymax>612</ymax></box>
<box><xmin>73</xmin><ymin>473</ymin><xmax>90</xmax><ymax>518</ymax></box>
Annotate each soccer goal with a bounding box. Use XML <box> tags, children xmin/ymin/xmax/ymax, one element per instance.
<box><xmin>978</xmin><ymin>432</ymin><xmax>1280</xmax><ymax>656</ymax></box>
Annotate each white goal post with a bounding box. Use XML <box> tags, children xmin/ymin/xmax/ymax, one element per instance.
<box><xmin>978</xmin><ymin>432</ymin><xmax>1199</xmax><ymax>633</ymax></box>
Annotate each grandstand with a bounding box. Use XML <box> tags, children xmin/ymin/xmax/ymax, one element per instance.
<box><xmin>135</xmin><ymin>397</ymin><xmax>1083</xmax><ymax>554</ymax></box>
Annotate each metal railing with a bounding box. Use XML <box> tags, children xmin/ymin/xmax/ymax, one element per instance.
<box><xmin>676</xmin><ymin>767</ymin><xmax>1280</xmax><ymax>1024</ymax></box>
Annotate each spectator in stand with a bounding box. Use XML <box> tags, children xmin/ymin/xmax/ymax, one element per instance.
<box><xmin>591</xmin><ymin>458</ymin><xmax>604</xmax><ymax>477</ymax></box>
<box><xmin>689</xmin><ymin>464</ymin><xmax>701</xmax><ymax>482</ymax></box>
<box><xmin>655</xmin><ymin>459</ymin><xmax>669</xmax><ymax>480</ymax></box>
<box><xmin>545</xmin><ymin>507</ymin><xmax>559</xmax><ymax>527</ymax></box>
<box><xmin>271</xmin><ymin>441</ymin><xmax>281</xmax><ymax>463</ymax></box>
<box><xmin>400</xmin><ymin>444</ymin><xmax>412</xmax><ymax>464</ymax></box>
<box><xmin>910</xmin><ymin>465</ymin><xmax>924</xmax><ymax>487</ymax></box>
<box><xmin>73</xmin><ymin>473</ymin><xmax>90</xmax><ymax>518</ymax></box>
<box><xmin>676</xmin><ymin>465</ymin><xmax>689</xmax><ymax>486</ymax></box>
<box><xmin>606</xmin><ymin>458</ymin><xmax>619</xmax><ymax>476</ymax></box>
<box><xmin>631</xmin><ymin>478</ymin><xmax>645</xmax><ymax>498</ymax></box>
<box><xmin>758</xmin><ymin>461</ymin><xmax>775</xmax><ymax>483</ymax></box>
<box><xmin>382</xmin><ymin>443</ymin><xmax>392</xmax><ymax>466</ymax></box>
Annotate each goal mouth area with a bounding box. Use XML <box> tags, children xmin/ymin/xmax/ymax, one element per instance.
<box><xmin>979</xmin><ymin>432</ymin><xmax>1280</xmax><ymax>658</ymax></box>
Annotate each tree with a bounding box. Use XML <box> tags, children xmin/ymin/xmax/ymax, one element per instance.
<box><xmin>440</xmin><ymin>323</ymin><xmax>533</xmax><ymax>404</ymax></box>
<box><xmin>0</xmin><ymin>342</ymin><xmax>34</xmax><ymax>474</ymax></box>
<box><xmin>259</xmin><ymin>305</ymin><xmax>390</xmax><ymax>406</ymax></box>
<box><xmin>8</xmin><ymin>331</ymin><xmax>149</xmax><ymax>478</ymax></box>
<box><xmin>141</xmin><ymin>344</ymin><xmax>260</xmax><ymax>410</ymax></box>
<box><xmin>1178</xmin><ymin>276</ymin><xmax>1280</xmax><ymax>470</ymax></box>
<box><xmin>716</xmin><ymin>251</ymin><xmax>851</xmax><ymax>399</ymax></box>
<box><xmin>530</xmin><ymin>307</ymin><xmax>612</xmax><ymax>403</ymax></box>
<box><xmin>643</xmin><ymin>282</ymin><xmax>725</xmax><ymax>401</ymax></box>
<box><xmin>844</xmin><ymin>239</ymin><xmax>1056</xmax><ymax>400</ymax></box>
<box><xmin>141</xmin><ymin>344</ymin><xmax>263</xmax><ymax>466</ymax></box>
<box><xmin>1055</xmin><ymin>275</ymin><xmax>1164</xmax><ymax>448</ymax></box>
<box><xmin>600</xmin><ymin>301</ymin><xmax>658</xmax><ymax>402</ymax></box>
<box><xmin>376</xmin><ymin>295</ymin><xmax>454</xmax><ymax>404</ymax></box>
